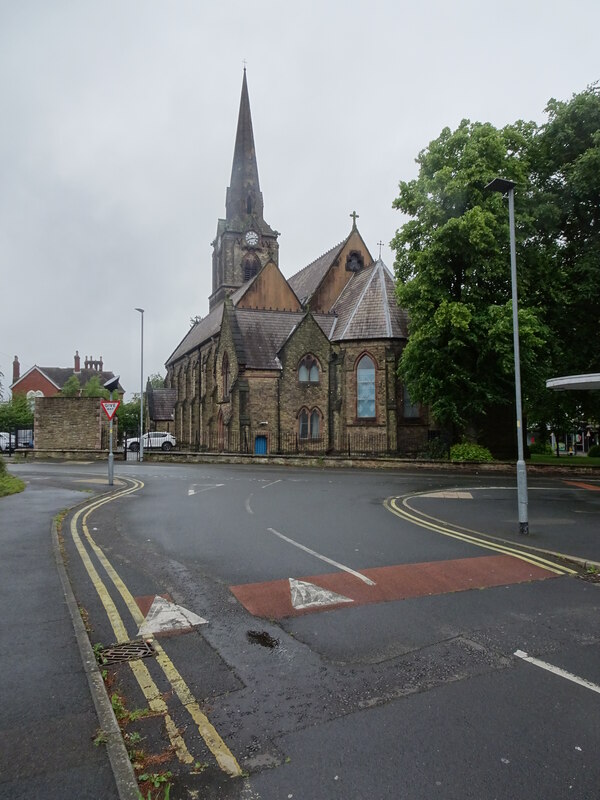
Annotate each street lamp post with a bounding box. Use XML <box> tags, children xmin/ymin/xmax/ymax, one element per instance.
<box><xmin>485</xmin><ymin>178</ymin><xmax>529</xmax><ymax>535</ymax></box>
<box><xmin>135</xmin><ymin>308</ymin><xmax>144</xmax><ymax>463</ymax></box>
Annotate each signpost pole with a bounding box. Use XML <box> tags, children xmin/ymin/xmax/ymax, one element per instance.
<box><xmin>103</xmin><ymin>376</ymin><xmax>121</xmax><ymax>488</ymax></box>
<box><xmin>108</xmin><ymin>388</ymin><xmax>114</xmax><ymax>486</ymax></box>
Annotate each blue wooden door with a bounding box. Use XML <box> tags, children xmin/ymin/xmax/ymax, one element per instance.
<box><xmin>254</xmin><ymin>435</ymin><xmax>267</xmax><ymax>455</ymax></box>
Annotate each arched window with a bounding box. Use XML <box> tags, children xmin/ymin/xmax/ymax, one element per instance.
<box><xmin>298</xmin><ymin>408</ymin><xmax>321</xmax><ymax>440</ymax></box>
<box><xmin>310</xmin><ymin>409</ymin><xmax>320</xmax><ymax>439</ymax></box>
<box><xmin>222</xmin><ymin>353</ymin><xmax>230</xmax><ymax>399</ymax></box>
<box><xmin>298</xmin><ymin>409</ymin><xmax>309</xmax><ymax>439</ymax></box>
<box><xmin>298</xmin><ymin>355</ymin><xmax>319</xmax><ymax>383</ymax></box>
<box><xmin>26</xmin><ymin>389</ymin><xmax>43</xmax><ymax>411</ymax></box>
<box><xmin>243</xmin><ymin>253</ymin><xmax>260</xmax><ymax>281</ymax></box>
<box><xmin>356</xmin><ymin>354</ymin><xmax>376</xmax><ymax>418</ymax></box>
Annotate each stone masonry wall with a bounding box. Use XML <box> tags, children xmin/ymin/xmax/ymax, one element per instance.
<box><xmin>35</xmin><ymin>397</ymin><xmax>107</xmax><ymax>450</ymax></box>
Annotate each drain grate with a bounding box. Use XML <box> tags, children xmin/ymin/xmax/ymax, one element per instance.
<box><xmin>97</xmin><ymin>639</ymin><xmax>156</xmax><ymax>666</ymax></box>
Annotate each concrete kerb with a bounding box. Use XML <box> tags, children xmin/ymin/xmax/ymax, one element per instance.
<box><xmin>51</xmin><ymin>511</ymin><xmax>140</xmax><ymax>800</ymax></box>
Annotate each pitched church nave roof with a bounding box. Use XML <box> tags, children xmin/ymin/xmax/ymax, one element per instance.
<box><xmin>287</xmin><ymin>239</ymin><xmax>346</xmax><ymax>306</ymax></box>
<box><xmin>331</xmin><ymin>259</ymin><xmax>409</xmax><ymax>341</ymax></box>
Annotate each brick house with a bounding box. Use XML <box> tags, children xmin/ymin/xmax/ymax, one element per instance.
<box><xmin>165</xmin><ymin>71</ymin><xmax>434</xmax><ymax>455</ymax></box>
<box><xmin>10</xmin><ymin>352</ymin><xmax>123</xmax><ymax>405</ymax></box>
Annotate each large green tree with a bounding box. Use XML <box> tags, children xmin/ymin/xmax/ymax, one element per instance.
<box><xmin>392</xmin><ymin>86</ymin><xmax>600</xmax><ymax>446</ymax></box>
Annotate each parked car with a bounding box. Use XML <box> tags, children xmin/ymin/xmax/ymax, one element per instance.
<box><xmin>127</xmin><ymin>431</ymin><xmax>176</xmax><ymax>452</ymax></box>
<box><xmin>0</xmin><ymin>432</ymin><xmax>14</xmax><ymax>451</ymax></box>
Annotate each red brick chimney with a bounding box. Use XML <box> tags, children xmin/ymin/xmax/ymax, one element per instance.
<box><xmin>12</xmin><ymin>355</ymin><xmax>20</xmax><ymax>384</ymax></box>
<box><xmin>74</xmin><ymin>350</ymin><xmax>81</xmax><ymax>373</ymax></box>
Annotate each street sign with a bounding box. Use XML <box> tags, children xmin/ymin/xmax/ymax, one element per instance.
<box><xmin>100</xmin><ymin>400</ymin><xmax>120</xmax><ymax>420</ymax></box>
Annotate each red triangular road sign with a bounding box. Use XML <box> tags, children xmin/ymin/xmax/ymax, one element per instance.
<box><xmin>101</xmin><ymin>400</ymin><xmax>120</xmax><ymax>420</ymax></box>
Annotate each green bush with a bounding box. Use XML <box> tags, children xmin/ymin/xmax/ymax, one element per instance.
<box><xmin>450</xmin><ymin>442</ymin><xmax>494</xmax><ymax>462</ymax></box>
<box><xmin>420</xmin><ymin>437</ymin><xmax>450</xmax><ymax>460</ymax></box>
<box><xmin>588</xmin><ymin>444</ymin><xmax>600</xmax><ymax>458</ymax></box>
<box><xmin>529</xmin><ymin>441</ymin><xmax>554</xmax><ymax>456</ymax></box>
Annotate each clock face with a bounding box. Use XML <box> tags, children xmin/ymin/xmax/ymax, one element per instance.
<box><xmin>245</xmin><ymin>230</ymin><xmax>259</xmax><ymax>247</ymax></box>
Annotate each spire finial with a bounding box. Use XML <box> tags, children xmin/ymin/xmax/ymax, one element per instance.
<box><xmin>377</xmin><ymin>240</ymin><xmax>384</xmax><ymax>259</ymax></box>
<box><xmin>242</xmin><ymin>58</ymin><xmax>247</xmax><ymax>71</ymax></box>
<box><xmin>350</xmin><ymin>210</ymin><xmax>359</xmax><ymax>229</ymax></box>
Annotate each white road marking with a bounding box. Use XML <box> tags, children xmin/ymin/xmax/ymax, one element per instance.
<box><xmin>267</xmin><ymin>527</ymin><xmax>376</xmax><ymax>586</ymax></box>
<box><xmin>261</xmin><ymin>479</ymin><xmax>281</xmax><ymax>489</ymax></box>
<box><xmin>188</xmin><ymin>483</ymin><xmax>224</xmax><ymax>496</ymax></box>
<box><xmin>138</xmin><ymin>596</ymin><xmax>208</xmax><ymax>637</ymax></box>
<box><xmin>289</xmin><ymin>578</ymin><xmax>353</xmax><ymax>610</ymax></box>
<box><xmin>422</xmin><ymin>491</ymin><xmax>473</xmax><ymax>499</ymax></box>
<box><xmin>514</xmin><ymin>650</ymin><xmax>600</xmax><ymax>695</ymax></box>
<box><xmin>245</xmin><ymin>494</ymin><xmax>254</xmax><ymax>515</ymax></box>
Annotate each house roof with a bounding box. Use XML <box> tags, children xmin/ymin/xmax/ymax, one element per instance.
<box><xmin>11</xmin><ymin>365</ymin><xmax>122</xmax><ymax>392</ymax></box>
<box><xmin>331</xmin><ymin>259</ymin><xmax>408</xmax><ymax>341</ymax></box>
<box><xmin>147</xmin><ymin>387</ymin><xmax>176</xmax><ymax>421</ymax></box>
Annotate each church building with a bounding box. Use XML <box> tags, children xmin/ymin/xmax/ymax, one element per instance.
<box><xmin>165</xmin><ymin>71</ymin><xmax>432</xmax><ymax>456</ymax></box>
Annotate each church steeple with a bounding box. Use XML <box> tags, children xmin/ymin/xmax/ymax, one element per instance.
<box><xmin>210</xmin><ymin>70</ymin><xmax>279</xmax><ymax>311</ymax></box>
<box><xmin>226</xmin><ymin>69</ymin><xmax>263</xmax><ymax>220</ymax></box>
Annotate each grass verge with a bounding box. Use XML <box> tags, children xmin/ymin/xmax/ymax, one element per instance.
<box><xmin>0</xmin><ymin>460</ymin><xmax>25</xmax><ymax>497</ymax></box>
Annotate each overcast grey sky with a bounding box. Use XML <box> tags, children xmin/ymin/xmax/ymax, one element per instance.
<box><xmin>1</xmin><ymin>1</ymin><xmax>598</xmax><ymax>400</ymax></box>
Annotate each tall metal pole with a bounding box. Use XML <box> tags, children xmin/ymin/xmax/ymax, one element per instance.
<box><xmin>507</xmin><ymin>187</ymin><xmax>529</xmax><ymax>534</ymax></box>
<box><xmin>485</xmin><ymin>178</ymin><xmax>529</xmax><ymax>535</ymax></box>
<box><xmin>108</xmin><ymin>387</ymin><xmax>114</xmax><ymax>485</ymax></box>
<box><xmin>135</xmin><ymin>308</ymin><xmax>144</xmax><ymax>463</ymax></box>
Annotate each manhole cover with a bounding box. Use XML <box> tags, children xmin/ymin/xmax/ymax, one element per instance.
<box><xmin>247</xmin><ymin>630</ymin><xmax>279</xmax><ymax>648</ymax></box>
<box><xmin>97</xmin><ymin>639</ymin><xmax>156</xmax><ymax>666</ymax></box>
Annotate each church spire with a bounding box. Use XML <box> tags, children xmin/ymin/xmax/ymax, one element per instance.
<box><xmin>226</xmin><ymin>69</ymin><xmax>263</xmax><ymax>220</ymax></box>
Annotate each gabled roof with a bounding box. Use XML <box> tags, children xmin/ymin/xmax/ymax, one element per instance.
<box><xmin>287</xmin><ymin>239</ymin><xmax>346</xmax><ymax>305</ymax></box>
<box><xmin>147</xmin><ymin>387</ymin><xmax>176</xmax><ymax>421</ymax></box>
<box><xmin>11</xmin><ymin>365</ymin><xmax>122</xmax><ymax>392</ymax></box>
<box><xmin>331</xmin><ymin>259</ymin><xmax>408</xmax><ymax>341</ymax></box>
<box><xmin>234</xmin><ymin>309</ymin><xmax>336</xmax><ymax>369</ymax></box>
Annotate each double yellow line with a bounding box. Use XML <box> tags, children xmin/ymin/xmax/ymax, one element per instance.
<box><xmin>70</xmin><ymin>478</ymin><xmax>242</xmax><ymax>777</ymax></box>
<box><xmin>384</xmin><ymin>492</ymin><xmax>577</xmax><ymax>576</ymax></box>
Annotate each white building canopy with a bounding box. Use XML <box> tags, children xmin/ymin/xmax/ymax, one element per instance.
<box><xmin>546</xmin><ymin>373</ymin><xmax>600</xmax><ymax>391</ymax></box>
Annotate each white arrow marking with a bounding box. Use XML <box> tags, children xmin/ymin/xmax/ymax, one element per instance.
<box><xmin>289</xmin><ymin>578</ymin><xmax>353</xmax><ymax>610</ymax></box>
<box><xmin>137</xmin><ymin>596</ymin><xmax>208</xmax><ymax>637</ymax></box>
<box><xmin>188</xmin><ymin>483</ymin><xmax>224</xmax><ymax>496</ymax></box>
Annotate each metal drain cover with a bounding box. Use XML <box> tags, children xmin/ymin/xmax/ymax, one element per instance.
<box><xmin>97</xmin><ymin>639</ymin><xmax>156</xmax><ymax>665</ymax></box>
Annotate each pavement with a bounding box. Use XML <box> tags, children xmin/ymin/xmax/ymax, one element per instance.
<box><xmin>0</xmin><ymin>470</ymin><xmax>135</xmax><ymax>800</ymax></box>
<box><xmin>0</xmin><ymin>459</ymin><xmax>598</xmax><ymax>800</ymax></box>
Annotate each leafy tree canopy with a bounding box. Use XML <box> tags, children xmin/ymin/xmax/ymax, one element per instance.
<box><xmin>148</xmin><ymin>373</ymin><xmax>165</xmax><ymax>389</ymax></box>
<box><xmin>61</xmin><ymin>375</ymin><xmax>81</xmax><ymax>396</ymax></box>
<box><xmin>0</xmin><ymin>394</ymin><xmax>34</xmax><ymax>430</ymax></box>
<box><xmin>116</xmin><ymin>399</ymin><xmax>140</xmax><ymax>437</ymax></box>
<box><xmin>82</xmin><ymin>375</ymin><xmax>110</xmax><ymax>399</ymax></box>
<box><xmin>392</xmin><ymin>85</ymin><xmax>600</xmax><ymax>440</ymax></box>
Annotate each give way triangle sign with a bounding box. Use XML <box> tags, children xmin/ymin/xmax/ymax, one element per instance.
<box><xmin>137</xmin><ymin>596</ymin><xmax>208</xmax><ymax>637</ymax></box>
<box><xmin>101</xmin><ymin>400</ymin><xmax>120</xmax><ymax>420</ymax></box>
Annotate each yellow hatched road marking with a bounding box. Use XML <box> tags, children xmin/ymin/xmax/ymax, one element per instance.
<box><xmin>384</xmin><ymin>496</ymin><xmax>575</xmax><ymax>576</ymax></box>
<box><xmin>71</xmin><ymin>478</ymin><xmax>242</xmax><ymax>777</ymax></box>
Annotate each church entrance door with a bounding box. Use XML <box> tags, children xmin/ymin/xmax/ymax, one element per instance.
<box><xmin>254</xmin><ymin>435</ymin><xmax>267</xmax><ymax>455</ymax></box>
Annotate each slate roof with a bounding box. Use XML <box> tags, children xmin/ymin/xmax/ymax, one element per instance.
<box><xmin>30</xmin><ymin>367</ymin><xmax>123</xmax><ymax>392</ymax></box>
<box><xmin>166</xmin><ymin>304</ymin><xmax>224</xmax><ymax>365</ymax></box>
<box><xmin>287</xmin><ymin>239</ymin><xmax>346</xmax><ymax>305</ymax></box>
<box><xmin>331</xmin><ymin>260</ymin><xmax>408</xmax><ymax>341</ymax></box>
<box><xmin>147</xmin><ymin>387</ymin><xmax>176</xmax><ymax>421</ymax></box>
<box><xmin>235</xmin><ymin>309</ymin><xmax>336</xmax><ymax>369</ymax></box>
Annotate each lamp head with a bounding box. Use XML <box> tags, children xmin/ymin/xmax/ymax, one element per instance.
<box><xmin>485</xmin><ymin>177</ymin><xmax>515</xmax><ymax>194</ymax></box>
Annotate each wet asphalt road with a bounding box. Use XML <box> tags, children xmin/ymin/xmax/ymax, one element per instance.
<box><xmin>3</xmin><ymin>459</ymin><xmax>600</xmax><ymax>799</ymax></box>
